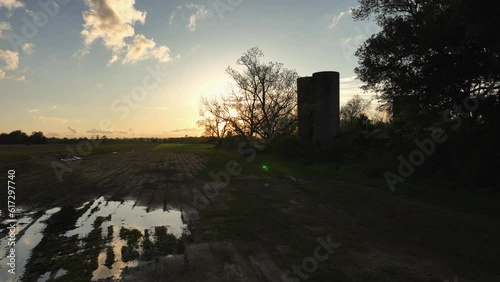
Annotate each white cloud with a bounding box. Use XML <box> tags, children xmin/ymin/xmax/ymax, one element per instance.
<box><xmin>0</xmin><ymin>21</ymin><xmax>12</xmax><ymax>39</ymax></box>
<box><xmin>34</xmin><ymin>116</ymin><xmax>70</xmax><ymax>123</ymax></box>
<box><xmin>0</xmin><ymin>0</ymin><xmax>24</xmax><ymax>10</ymax></box>
<box><xmin>11</xmin><ymin>74</ymin><xmax>25</xmax><ymax>81</ymax></box>
<box><xmin>169</xmin><ymin>4</ymin><xmax>209</xmax><ymax>32</ymax></box>
<box><xmin>80</xmin><ymin>0</ymin><xmax>172</xmax><ymax>65</ymax></box>
<box><xmin>186</xmin><ymin>4</ymin><xmax>209</xmax><ymax>32</ymax></box>
<box><xmin>340</xmin><ymin>34</ymin><xmax>364</xmax><ymax>45</ymax></box>
<box><xmin>171</xmin><ymin>128</ymin><xmax>198</xmax><ymax>133</ymax></box>
<box><xmin>81</xmin><ymin>0</ymin><xmax>146</xmax><ymax>52</ymax></box>
<box><xmin>107</xmin><ymin>54</ymin><xmax>119</xmax><ymax>66</ymax></box>
<box><xmin>340</xmin><ymin>76</ymin><xmax>357</xmax><ymax>83</ymax></box>
<box><xmin>26</xmin><ymin>108</ymin><xmax>39</xmax><ymax>113</ymax></box>
<box><xmin>169</xmin><ymin>6</ymin><xmax>181</xmax><ymax>26</ymax></box>
<box><xmin>122</xmin><ymin>34</ymin><xmax>170</xmax><ymax>64</ymax></box>
<box><xmin>0</xmin><ymin>49</ymin><xmax>19</xmax><ymax>80</ymax></box>
<box><xmin>0</xmin><ymin>21</ymin><xmax>11</xmax><ymax>30</ymax></box>
<box><xmin>329</xmin><ymin>8</ymin><xmax>352</xmax><ymax>29</ymax></box>
<box><xmin>21</xmin><ymin>42</ymin><xmax>34</xmax><ymax>54</ymax></box>
<box><xmin>0</xmin><ymin>49</ymin><xmax>19</xmax><ymax>70</ymax></box>
<box><xmin>86</xmin><ymin>128</ymin><xmax>113</xmax><ymax>134</ymax></box>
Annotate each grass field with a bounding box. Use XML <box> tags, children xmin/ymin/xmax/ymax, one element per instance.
<box><xmin>0</xmin><ymin>143</ymin><xmax>498</xmax><ymax>281</ymax></box>
<box><xmin>154</xmin><ymin>143</ymin><xmax>500</xmax><ymax>217</ymax></box>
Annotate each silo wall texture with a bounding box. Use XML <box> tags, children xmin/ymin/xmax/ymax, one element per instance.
<box><xmin>297</xmin><ymin>76</ymin><xmax>314</xmax><ymax>143</ymax></box>
<box><xmin>312</xmin><ymin>71</ymin><xmax>340</xmax><ymax>141</ymax></box>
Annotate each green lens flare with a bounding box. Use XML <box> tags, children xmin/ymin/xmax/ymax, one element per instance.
<box><xmin>262</xmin><ymin>164</ymin><xmax>270</xmax><ymax>172</ymax></box>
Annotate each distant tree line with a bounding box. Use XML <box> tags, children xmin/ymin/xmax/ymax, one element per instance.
<box><xmin>0</xmin><ymin>130</ymin><xmax>48</xmax><ymax>144</ymax></box>
<box><xmin>0</xmin><ymin>130</ymin><xmax>211</xmax><ymax>145</ymax></box>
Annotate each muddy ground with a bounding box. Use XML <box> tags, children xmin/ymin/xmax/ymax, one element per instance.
<box><xmin>0</xmin><ymin>144</ymin><xmax>499</xmax><ymax>281</ymax></box>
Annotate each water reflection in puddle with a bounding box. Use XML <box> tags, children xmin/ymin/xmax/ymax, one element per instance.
<box><xmin>0</xmin><ymin>207</ymin><xmax>61</xmax><ymax>282</ymax></box>
<box><xmin>63</xmin><ymin>197</ymin><xmax>189</xmax><ymax>281</ymax></box>
<box><xmin>0</xmin><ymin>197</ymin><xmax>188</xmax><ymax>281</ymax></box>
<box><xmin>66</xmin><ymin>197</ymin><xmax>186</xmax><ymax>238</ymax></box>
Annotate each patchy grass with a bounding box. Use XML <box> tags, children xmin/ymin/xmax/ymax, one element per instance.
<box><xmin>155</xmin><ymin>143</ymin><xmax>500</xmax><ymax>217</ymax></box>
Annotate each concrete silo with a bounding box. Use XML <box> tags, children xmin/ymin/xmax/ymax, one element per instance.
<box><xmin>297</xmin><ymin>71</ymin><xmax>340</xmax><ymax>144</ymax></box>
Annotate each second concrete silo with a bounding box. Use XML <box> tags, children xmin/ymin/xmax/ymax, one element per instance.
<box><xmin>297</xmin><ymin>76</ymin><xmax>315</xmax><ymax>143</ymax></box>
<box><xmin>297</xmin><ymin>71</ymin><xmax>340</xmax><ymax>144</ymax></box>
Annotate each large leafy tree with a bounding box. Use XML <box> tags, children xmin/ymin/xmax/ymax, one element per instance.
<box><xmin>340</xmin><ymin>95</ymin><xmax>372</xmax><ymax>131</ymax></box>
<box><xmin>353</xmin><ymin>0</ymin><xmax>500</xmax><ymax>127</ymax></box>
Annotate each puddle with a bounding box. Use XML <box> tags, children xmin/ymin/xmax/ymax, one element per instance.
<box><xmin>37</xmin><ymin>271</ymin><xmax>50</xmax><ymax>282</ymax></box>
<box><xmin>63</xmin><ymin>197</ymin><xmax>189</xmax><ymax>281</ymax></box>
<box><xmin>54</xmin><ymin>268</ymin><xmax>67</xmax><ymax>279</ymax></box>
<box><xmin>36</xmin><ymin>268</ymin><xmax>67</xmax><ymax>282</ymax></box>
<box><xmin>92</xmin><ymin>225</ymin><xmax>139</xmax><ymax>281</ymax></box>
<box><xmin>0</xmin><ymin>207</ymin><xmax>61</xmax><ymax>282</ymax></box>
<box><xmin>1</xmin><ymin>197</ymin><xmax>188</xmax><ymax>281</ymax></box>
<box><xmin>66</xmin><ymin>197</ymin><xmax>187</xmax><ymax>239</ymax></box>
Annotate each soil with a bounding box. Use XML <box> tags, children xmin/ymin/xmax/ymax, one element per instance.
<box><xmin>1</xmin><ymin>144</ymin><xmax>499</xmax><ymax>281</ymax></box>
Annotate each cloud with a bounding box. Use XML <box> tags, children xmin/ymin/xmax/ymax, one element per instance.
<box><xmin>329</xmin><ymin>8</ymin><xmax>352</xmax><ymax>29</ymax></box>
<box><xmin>33</xmin><ymin>116</ymin><xmax>70</xmax><ymax>123</ymax></box>
<box><xmin>107</xmin><ymin>54</ymin><xmax>119</xmax><ymax>66</ymax></box>
<box><xmin>80</xmin><ymin>0</ymin><xmax>171</xmax><ymax>65</ymax></box>
<box><xmin>11</xmin><ymin>74</ymin><xmax>25</xmax><ymax>81</ymax></box>
<box><xmin>0</xmin><ymin>49</ymin><xmax>19</xmax><ymax>70</ymax></box>
<box><xmin>169</xmin><ymin>4</ymin><xmax>209</xmax><ymax>32</ymax></box>
<box><xmin>26</xmin><ymin>108</ymin><xmax>39</xmax><ymax>113</ymax></box>
<box><xmin>171</xmin><ymin>128</ymin><xmax>198</xmax><ymax>133</ymax></box>
<box><xmin>21</xmin><ymin>42</ymin><xmax>34</xmax><ymax>54</ymax></box>
<box><xmin>47</xmin><ymin>132</ymin><xmax>60</xmax><ymax>137</ymax></box>
<box><xmin>86</xmin><ymin>128</ymin><xmax>113</xmax><ymax>134</ymax></box>
<box><xmin>0</xmin><ymin>21</ymin><xmax>12</xmax><ymax>39</ymax></box>
<box><xmin>81</xmin><ymin>0</ymin><xmax>146</xmax><ymax>52</ymax></box>
<box><xmin>169</xmin><ymin>6</ymin><xmax>181</xmax><ymax>26</ymax></box>
<box><xmin>0</xmin><ymin>0</ymin><xmax>24</xmax><ymax>10</ymax></box>
<box><xmin>340</xmin><ymin>34</ymin><xmax>364</xmax><ymax>45</ymax></box>
<box><xmin>186</xmin><ymin>4</ymin><xmax>209</xmax><ymax>32</ymax></box>
<box><xmin>122</xmin><ymin>34</ymin><xmax>171</xmax><ymax>64</ymax></box>
<box><xmin>86</xmin><ymin>128</ymin><xmax>127</xmax><ymax>134</ymax></box>
<box><xmin>67</xmin><ymin>127</ymin><xmax>77</xmax><ymax>134</ymax></box>
<box><xmin>0</xmin><ymin>49</ymin><xmax>19</xmax><ymax>79</ymax></box>
<box><xmin>340</xmin><ymin>76</ymin><xmax>357</xmax><ymax>83</ymax></box>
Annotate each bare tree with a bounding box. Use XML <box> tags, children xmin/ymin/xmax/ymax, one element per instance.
<box><xmin>198</xmin><ymin>97</ymin><xmax>229</xmax><ymax>146</ymax></box>
<box><xmin>199</xmin><ymin>47</ymin><xmax>299</xmax><ymax>145</ymax></box>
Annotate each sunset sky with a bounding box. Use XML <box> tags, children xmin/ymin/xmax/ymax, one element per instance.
<box><xmin>0</xmin><ymin>0</ymin><xmax>378</xmax><ymax>138</ymax></box>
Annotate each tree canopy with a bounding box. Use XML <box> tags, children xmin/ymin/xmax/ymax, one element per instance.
<box><xmin>353</xmin><ymin>0</ymin><xmax>500</xmax><ymax>127</ymax></box>
<box><xmin>0</xmin><ymin>130</ymin><xmax>47</xmax><ymax>144</ymax></box>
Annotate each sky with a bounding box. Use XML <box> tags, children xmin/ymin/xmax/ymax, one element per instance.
<box><xmin>0</xmin><ymin>0</ymin><xmax>379</xmax><ymax>138</ymax></box>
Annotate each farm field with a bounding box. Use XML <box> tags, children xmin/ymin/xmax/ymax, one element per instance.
<box><xmin>0</xmin><ymin>143</ymin><xmax>499</xmax><ymax>282</ymax></box>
